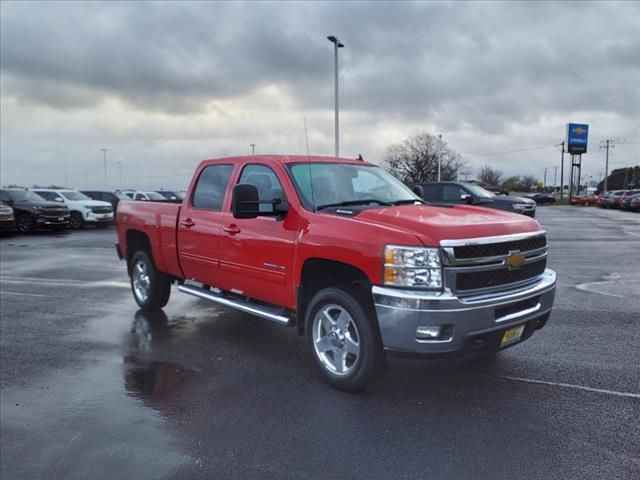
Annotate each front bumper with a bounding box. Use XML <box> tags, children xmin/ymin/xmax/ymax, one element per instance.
<box><xmin>86</xmin><ymin>211</ymin><xmax>114</xmax><ymax>223</ymax></box>
<box><xmin>0</xmin><ymin>218</ymin><xmax>15</xmax><ymax>231</ymax></box>
<box><xmin>372</xmin><ymin>269</ymin><xmax>556</xmax><ymax>357</ymax></box>
<box><xmin>36</xmin><ymin>214</ymin><xmax>70</xmax><ymax>227</ymax></box>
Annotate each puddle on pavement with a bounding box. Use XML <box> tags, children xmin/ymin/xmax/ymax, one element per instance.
<box><xmin>0</xmin><ymin>305</ymin><xmax>205</xmax><ymax>479</ymax></box>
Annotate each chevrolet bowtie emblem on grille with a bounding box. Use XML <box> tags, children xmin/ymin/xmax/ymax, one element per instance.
<box><xmin>505</xmin><ymin>251</ymin><xmax>526</xmax><ymax>270</ymax></box>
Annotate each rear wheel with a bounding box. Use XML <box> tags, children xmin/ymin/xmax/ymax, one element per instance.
<box><xmin>130</xmin><ymin>251</ymin><xmax>171</xmax><ymax>311</ymax></box>
<box><xmin>70</xmin><ymin>212</ymin><xmax>84</xmax><ymax>230</ymax></box>
<box><xmin>305</xmin><ymin>287</ymin><xmax>383</xmax><ymax>391</ymax></box>
<box><xmin>16</xmin><ymin>214</ymin><xmax>36</xmax><ymax>234</ymax></box>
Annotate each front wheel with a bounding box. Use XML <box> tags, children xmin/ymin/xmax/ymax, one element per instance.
<box><xmin>70</xmin><ymin>212</ymin><xmax>84</xmax><ymax>230</ymax></box>
<box><xmin>16</xmin><ymin>214</ymin><xmax>36</xmax><ymax>234</ymax></box>
<box><xmin>305</xmin><ymin>287</ymin><xmax>383</xmax><ymax>392</ymax></box>
<box><xmin>130</xmin><ymin>251</ymin><xmax>171</xmax><ymax>311</ymax></box>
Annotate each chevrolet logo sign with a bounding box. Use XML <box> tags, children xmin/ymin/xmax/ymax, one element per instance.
<box><xmin>572</xmin><ymin>127</ymin><xmax>587</xmax><ymax>135</ymax></box>
<box><xmin>505</xmin><ymin>251</ymin><xmax>526</xmax><ymax>270</ymax></box>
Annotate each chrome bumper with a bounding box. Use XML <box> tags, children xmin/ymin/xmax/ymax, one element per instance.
<box><xmin>372</xmin><ymin>269</ymin><xmax>556</xmax><ymax>356</ymax></box>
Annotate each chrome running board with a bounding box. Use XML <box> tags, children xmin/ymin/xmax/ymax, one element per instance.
<box><xmin>178</xmin><ymin>284</ymin><xmax>292</xmax><ymax>326</ymax></box>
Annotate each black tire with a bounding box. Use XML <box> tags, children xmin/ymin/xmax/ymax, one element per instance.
<box><xmin>305</xmin><ymin>286</ymin><xmax>384</xmax><ymax>392</ymax></box>
<box><xmin>70</xmin><ymin>211</ymin><xmax>84</xmax><ymax>230</ymax></box>
<box><xmin>16</xmin><ymin>214</ymin><xmax>36</xmax><ymax>234</ymax></box>
<box><xmin>129</xmin><ymin>251</ymin><xmax>171</xmax><ymax>311</ymax></box>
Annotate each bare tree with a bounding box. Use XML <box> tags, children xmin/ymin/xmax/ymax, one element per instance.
<box><xmin>478</xmin><ymin>165</ymin><xmax>503</xmax><ymax>186</ymax></box>
<box><xmin>384</xmin><ymin>133</ymin><xmax>464</xmax><ymax>184</ymax></box>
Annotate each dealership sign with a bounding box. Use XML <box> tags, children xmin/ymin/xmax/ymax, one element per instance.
<box><xmin>566</xmin><ymin>123</ymin><xmax>589</xmax><ymax>154</ymax></box>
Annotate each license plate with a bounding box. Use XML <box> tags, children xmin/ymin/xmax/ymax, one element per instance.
<box><xmin>500</xmin><ymin>325</ymin><xmax>525</xmax><ymax>347</ymax></box>
<box><xmin>58</xmin><ymin>217</ymin><xmax>65</xmax><ymax>221</ymax></box>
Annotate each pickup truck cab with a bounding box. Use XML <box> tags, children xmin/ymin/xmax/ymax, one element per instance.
<box><xmin>116</xmin><ymin>155</ymin><xmax>556</xmax><ymax>390</ymax></box>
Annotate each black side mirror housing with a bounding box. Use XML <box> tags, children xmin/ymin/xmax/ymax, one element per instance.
<box><xmin>461</xmin><ymin>193</ymin><xmax>473</xmax><ymax>204</ymax></box>
<box><xmin>232</xmin><ymin>184</ymin><xmax>259</xmax><ymax>219</ymax></box>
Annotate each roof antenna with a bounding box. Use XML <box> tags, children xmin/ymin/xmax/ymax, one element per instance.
<box><xmin>304</xmin><ymin>118</ymin><xmax>316</xmax><ymax>211</ymax></box>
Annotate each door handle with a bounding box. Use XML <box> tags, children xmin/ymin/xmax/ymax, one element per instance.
<box><xmin>223</xmin><ymin>225</ymin><xmax>241</xmax><ymax>235</ymax></box>
<box><xmin>181</xmin><ymin>218</ymin><xmax>196</xmax><ymax>228</ymax></box>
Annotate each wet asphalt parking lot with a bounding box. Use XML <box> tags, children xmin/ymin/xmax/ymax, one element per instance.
<box><xmin>1</xmin><ymin>206</ymin><xmax>639</xmax><ymax>480</ymax></box>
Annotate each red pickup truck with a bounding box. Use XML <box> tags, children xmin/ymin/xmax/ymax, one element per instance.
<box><xmin>116</xmin><ymin>155</ymin><xmax>556</xmax><ymax>390</ymax></box>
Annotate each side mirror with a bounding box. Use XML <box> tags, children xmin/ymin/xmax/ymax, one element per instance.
<box><xmin>461</xmin><ymin>193</ymin><xmax>473</xmax><ymax>204</ymax></box>
<box><xmin>232</xmin><ymin>184</ymin><xmax>259</xmax><ymax>219</ymax></box>
<box><xmin>412</xmin><ymin>185</ymin><xmax>424</xmax><ymax>198</ymax></box>
<box><xmin>55</xmin><ymin>197</ymin><xmax>64</xmax><ymax>202</ymax></box>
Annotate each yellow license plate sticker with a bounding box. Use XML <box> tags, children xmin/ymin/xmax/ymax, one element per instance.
<box><xmin>500</xmin><ymin>325</ymin><xmax>525</xmax><ymax>347</ymax></box>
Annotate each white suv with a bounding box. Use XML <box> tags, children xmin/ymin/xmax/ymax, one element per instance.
<box><xmin>33</xmin><ymin>189</ymin><xmax>114</xmax><ymax>229</ymax></box>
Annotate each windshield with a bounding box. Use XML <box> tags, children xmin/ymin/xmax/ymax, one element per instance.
<box><xmin>464</xmin><ymin>184</ymin><xmax>495</xmax><ymax>198</ymax></box>
<box><xmin>113</xmin><ymin>191</ymin><xmax>130</xmax><ymax>200</ymax></box>
<box><xmin>4</xmin><ymin>190</ymin><xmax>46</xmax><ymax>202</ymax></box>
<box><xmin>157</xmin><ymin>191</ymin><xmax>178</xmax><ymax>199</ymax></box>
<box><xmin>145</xmin><ymin>192</ymin><xmax>167</xmax><ymax>201</ymax></box>
<box><xmin>61</xmin><ymin>190</ymin><xmax>91</xmax><ymax>201</ymax></box>
<box><xmin>287</xmin><ymin>163</ymin><xmax>420</xmax><ymax>211</ymax></box>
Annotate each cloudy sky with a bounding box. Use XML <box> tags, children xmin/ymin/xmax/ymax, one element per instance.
<box><xmin>1</xmin><ymin>0</ymin><xmax>639</xmax><ymax>189</ymax></box>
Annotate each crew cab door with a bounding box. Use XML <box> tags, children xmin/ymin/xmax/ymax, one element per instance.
<box><xmin>217</xmin><ymin>163</ymin><xmax>296</xmax><ymax>308</ymax></box>
<box><xmin>177</xmin><ymin>163</ymin><xmax>235</xmax><ymax>285</ymax></box>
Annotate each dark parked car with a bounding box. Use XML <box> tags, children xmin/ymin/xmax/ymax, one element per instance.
<box><xmin>0</xmin><ymin>203</ymin><xmax>16</xmax><ymax>232</ymax></box>
<box><xmin>81</xmin><ymin>190</ymin><xmax>130</xmax><ymax>213</ymax></box>
<box><xmin>528</xmin><ymin>193</ymin><xmax>556</xmax><ymax>205</ymax></box>
<box><xmin>630</xmin><ymin>194</ymin><xmax>640</xmax><ymax>212</ymax></box>
<box><xmin>412</xmin><ymin>181</ymin><xmax>537</xmax><ymax>217</ymax></box>
<box><xmin>0</xmin><ymin>189</ymin><xmax>70</xmax><ymax>233</ymax></box>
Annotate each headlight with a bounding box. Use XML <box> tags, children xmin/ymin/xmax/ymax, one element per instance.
<box><xmin>512</xmin><ymin>203</ymin><xmax>530</xmax><ymax>210</ymax></box>
<box><xmin>383</xmin><ymin>245</ymin><xmax>442</xmax><ymax>289</ymax></box>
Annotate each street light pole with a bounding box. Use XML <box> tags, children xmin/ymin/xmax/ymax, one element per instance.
<box><xmin>327</xmin><ymin>35</ymin><xmax>344</xmax><ymax>157</ymax></box>
<box><xmin>437</xmin><ymin>134</ymin><xmax>443</xmax><ymax>181</ymax></box>
<box><xmin>117</xmin><ymin>161</ymin><xmax>122</xmax><ymax>187</ymax></box>
<box><xmin>250</xmin><ymin>143</ymin><xmax>256</xmax><ymax>156</ymax></box>
<box><xmin>100</xmin><ymin>148</ymin><xmax>108</xmax><ymax>184</ymax></box>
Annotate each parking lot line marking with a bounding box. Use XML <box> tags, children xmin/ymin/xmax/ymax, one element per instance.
<box><xmin>0</xmin><ymin>291</ymin><xmax>47</xmax><ymax>297</ymax></box>
<box><xmin>575</xmin><ymin>281</ymin><xmax>624</xmax><ymax>298</ymax></box>
<box><xmin>499</xmin><ymin>375</ymin><xmax>640</xmax><ymax>399</ymax></box>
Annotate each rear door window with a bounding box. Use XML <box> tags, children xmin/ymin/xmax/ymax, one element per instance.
<box><xmin>421</xmin><ymin>185</ymin><xmax>440</xmax><ymax>201</ymax></box>
<box><xmin>192</xmin><ymin>164</ymin><xmax>234</xmax><ymax>210</ymax></box>
<box><xmin>442</xmin><ymin>185</ymin><xmax>467</xmax><ymax>203</ymax></box>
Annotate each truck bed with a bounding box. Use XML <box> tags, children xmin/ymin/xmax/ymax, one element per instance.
<box><xmin>116</xmin><ymin>200</ymin><xmax>184</xmax><ymax>278</ymax></box>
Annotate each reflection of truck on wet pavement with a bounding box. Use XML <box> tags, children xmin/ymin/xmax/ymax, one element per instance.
<box><xmin>115</xmin><ymin>155</ymin><xmax>556</xmax><ymax>391</ymax></box>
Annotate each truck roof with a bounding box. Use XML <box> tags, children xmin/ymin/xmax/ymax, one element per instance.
<box><xmin>199</xmin><ymin>155</ymin><xmax>369</xmax><ymax>166</ymax></box>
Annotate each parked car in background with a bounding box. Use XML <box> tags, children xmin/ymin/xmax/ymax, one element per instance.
<box><xmin>619</xmin><ymin>190</ymin><xmax>640</xmax><ymax>210</ymax></box>
<box><xmin>0</xmin><ymin>188</ymin><xmax>70</xmax><ymax>233</ymax></box>
<box><xmin>570</xmin><ymin>194</ymin><xmax>598</xmax><ymax>206</ymax></box>
<box><xmin>0</xmin><ymin>203</ymin><xmax>16</xmax><ymax>232</ymax></box>
<box><xmin>528</xmin><ymin>193</ymin><xmax>556</xmax><ymax>205</ymax></box>
<box><xmin>155</xmin><ymin>190</ymin><xmax>182</xmax><ymax>203</ymax></box>
<box><xmin>630</xmin><ymin>194</ymin><xmax>640</xmax><ymax>212</ymax></box>
<box><xmin>610</xmin><ymin>190</ymin><xmax>630</xmax><ymax>209</ymax></box>
<box><xmin>130</xmin><ymin>191</ymin><xmax>169</xmax><ymax>202</ymax></box>
<box><xmin>33</xmin><ymin>188</ymin><xmax>113</xmax><ymax>229</ymax></box>
<box><xmin>598</xmin><ymin>191</ymin><xmax>620</xmax><ymax>208</ymax></box>
<box><xmin>81</xmin><ymin>190</ymin><xmax>130</xmax><ymax>214</ymax></box>
<box><xmin>413</xmin><ymin>181</ymin><xmax>537</xmax><ymax>217</ymax></box>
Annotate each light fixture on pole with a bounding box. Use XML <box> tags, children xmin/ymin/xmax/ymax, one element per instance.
<box><xmin>327</xmin><ymin>35</ymin><xmax>344</xmax><ymax>157</ymax></box>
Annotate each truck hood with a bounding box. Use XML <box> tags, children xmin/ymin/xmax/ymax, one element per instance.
<box><xmin>64</xmin><ymin>199</ymin><xmax>112</xmax><ymax>208</ymax></box>
<box><xmin>476</xmin><ymin>195</ymin><xmax>535</xmax><ymax>206</ymax></box>
<box><xmin>355</xmin><ymin>204</ymin><xmax>541</xmax><ymax>246</ymax></box>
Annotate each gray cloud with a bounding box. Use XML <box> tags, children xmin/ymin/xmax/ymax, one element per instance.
<box><xmin>1</xmin><ymin>0</ymin><xmax>639</xmax><ymax>186</ymax></box>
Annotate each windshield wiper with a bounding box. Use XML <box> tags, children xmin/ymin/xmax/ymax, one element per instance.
<box><xmin>391</xmin><ymin>199</ymin><xmax>425</xmax><ymax>205</ymax></box>
<box><xmin>315</xmin><ymin>199</ymin><xmax>392</xmax><ymax>211</ymax></box>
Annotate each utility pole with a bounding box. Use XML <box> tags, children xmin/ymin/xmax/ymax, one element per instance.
<box><xmin>250</xmin><ymin>143</ymin><xmax>256</xmax><ymax>156</ymax></box>
<box><xmin>100</xmin><ymin>148</ymin><xmax>108</xmax><ymax>184</ymax></box>
<box><xmin>327</xmin><ymin>36</ymin><xmax>344</xmax><ymax>157</ymax></box>
<box><xmin>553</xmin><ymin>166</ymin><xmax>558</xmax><ymax>192</ymax></box>
<box><xmin>560</xmin><ymin>141</ymin><xmax>565</xmax><ymax>199</ymax></box>
<box><xmin>543</xmin><ymin>167</ymin><xmax>547</xmax><ymax>189</ymax></box>
<box><xmin>437</xmin><ymin>134</ymin><xmax>443</xmax><ymax>181</ymax></box>
<box><xmin>117</xmin><ymin>161</ymin><xmax>122</xmax><ymax>187</ymax></box>
<box><xmin>599</xmin><ymin>139</ymin><xmax>614</xmax><ymax>193</ymax></box>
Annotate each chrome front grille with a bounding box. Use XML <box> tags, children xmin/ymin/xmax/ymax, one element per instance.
<box><xmin>441</xmin><ymin>231</ymin><xmax>548</xmax><ymax>295</ymax></box>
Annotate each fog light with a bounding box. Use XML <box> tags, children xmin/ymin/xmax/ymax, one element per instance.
<box><xmin>416</xmin><ymin>326</ymin><xmax>442</xmax><ymax>339</ymax></box>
